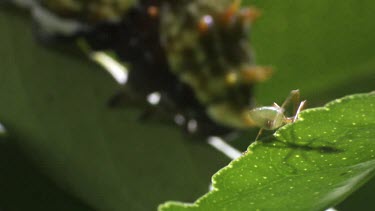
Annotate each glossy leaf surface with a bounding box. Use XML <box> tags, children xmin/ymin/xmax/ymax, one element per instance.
<box><xmin>160</xmin><ymin>93</ymin><xmax>375</xmax><ymax>211</ymax></box>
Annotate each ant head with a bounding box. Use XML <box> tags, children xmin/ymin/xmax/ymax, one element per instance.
<box><xmin>249</xmin><ymin>106</ymin><xmax>285</xmax><ymax>130</ymax></box>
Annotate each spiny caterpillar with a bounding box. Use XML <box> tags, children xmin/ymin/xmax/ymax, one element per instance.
<box><xmin>10</xmin><ymin>0</ymin><xmax>273</xmax><ymax>136</ymax></box>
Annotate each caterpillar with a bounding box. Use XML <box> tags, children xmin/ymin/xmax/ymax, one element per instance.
<box><xmin>8</xmin><ymin>0</ymin><xmax>273</xmax><ymax>136</ymax></box>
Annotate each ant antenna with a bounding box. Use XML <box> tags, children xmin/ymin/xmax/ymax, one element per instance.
<box><xmin>281</xmin><ymin>89</ymin><xmax>300</xmax><ymax>110</ymax></box>
<box><xmin>254</xmin><ymin>128</ymin><xmax>264</xmax><ymax>142</ymax></box>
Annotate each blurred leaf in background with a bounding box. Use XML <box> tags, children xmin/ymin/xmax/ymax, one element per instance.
<box><xmin>0</xmin><ymin>0</ymin><xmax>374</xmax><ymax>210</ymax></box>
<box><xmin>0</xmin><ymin>133</ymin><xmax>95</xmax><ymax>211</ymax></box>
<box><xmin>0</xmin><ymin>6</ymin><xmax>230</xmax><ymax>211</ymax></box>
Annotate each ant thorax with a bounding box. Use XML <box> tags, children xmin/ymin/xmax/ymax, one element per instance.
<box><xmin>249</xmin><ymin>106</ymin><xmax>285</xmax><ymax>130</ymax></box>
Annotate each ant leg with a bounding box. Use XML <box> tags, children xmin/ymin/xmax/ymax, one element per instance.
<box><xmin>281</xmin><ymin>89</ymin><xmax>300</xmax><ymax>110</ymax></box>
<box><xmin>254</xmin><ymin>128</ymin><xmax>264</xmax><ymax>142</ymax></box>
<box><xmin>293</xmin><ymin>100</ymin><xmax>307</xmax><ymax>122</ymax></box>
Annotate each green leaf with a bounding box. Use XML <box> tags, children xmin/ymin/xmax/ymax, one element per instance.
<box><xmin>159</xmin><ymin>93</ymin><xmax>375</xmax><ymax>211</ymax></box>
